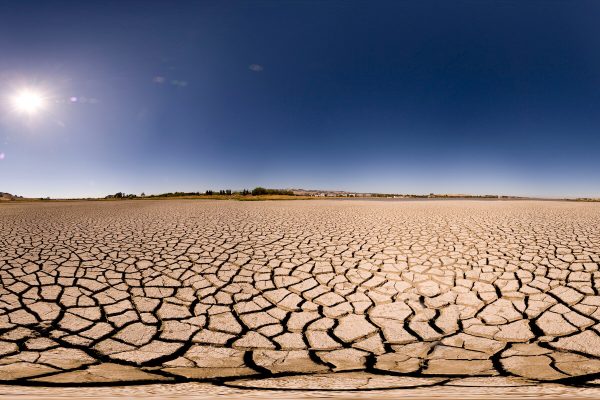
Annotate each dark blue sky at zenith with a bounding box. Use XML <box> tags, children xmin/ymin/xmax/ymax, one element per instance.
<box><xmin>0</xmin><ymin>0</ymin><xmax>599</xmax><ymax>198</ymax></box>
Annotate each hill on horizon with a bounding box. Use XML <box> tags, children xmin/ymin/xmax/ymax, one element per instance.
<box><xmin>0</xmin><ymin>192</ymin><xmax>22</xmax><ymax>201</ymax></box>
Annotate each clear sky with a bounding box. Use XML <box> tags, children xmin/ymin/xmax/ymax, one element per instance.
<box><xmin>1</xmin><ymin>0</ymin><xmax>599</xmax><ymax>198</ymax></box>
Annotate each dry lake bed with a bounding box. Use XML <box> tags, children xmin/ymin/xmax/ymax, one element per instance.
<box><xmin>2</xmin><ymin>199</ymin><xmax>600</xmax><ymax>398</ymax></box>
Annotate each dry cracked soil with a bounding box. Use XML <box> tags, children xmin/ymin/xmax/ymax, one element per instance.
<box><xmin>2</xmin><ymin>199</ymin><xmax>600</xmax><ymax>399</ymax></box>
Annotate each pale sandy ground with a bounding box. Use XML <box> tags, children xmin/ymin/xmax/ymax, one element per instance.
<box><xmin>2</xmin><ymin>199</ymin><xmax>600</xmax><ymax>398</ymax></box>
<box><xmin>2</xmin><ymin>376</ymin><xmax>600</xmax><ymax>399</ymax></box>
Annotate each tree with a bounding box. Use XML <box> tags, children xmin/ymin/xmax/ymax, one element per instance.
<box><xmin>252</xmin><ymin>187</ymin><xmax>267</xmax><ymax>196</ymax></box>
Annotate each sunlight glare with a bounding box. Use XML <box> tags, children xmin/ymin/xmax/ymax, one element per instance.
<box><xmin>12</xmin><ymin>90</ymin><xmax>46</xmax><ymax>115</ymax></box>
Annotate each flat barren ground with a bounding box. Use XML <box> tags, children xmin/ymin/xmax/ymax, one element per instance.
<box><xmin>2</xmin><ymin>199</ymin><xmax>600</xmax><ymax>398</ymax></box>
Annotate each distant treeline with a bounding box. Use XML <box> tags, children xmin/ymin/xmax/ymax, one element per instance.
<box><xmin>103</xmin><ymin>189</ymin><xmax>518</xmax><ymax>200</ymax></box>
<box><xmin>249</xmin><ymin>187</ymin><xmax>294</xmax><ymax>196</ymax></box>
<box><xmin>105</xmin><ymin>187</ymin><xmax>294</xmax><ymax>199</ymax></box>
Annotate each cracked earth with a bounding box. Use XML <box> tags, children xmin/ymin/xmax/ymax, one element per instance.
<box><xmin>2</xmin><ymin>199</ymin><xmax>600</xmax><ymax>397</ymax></box>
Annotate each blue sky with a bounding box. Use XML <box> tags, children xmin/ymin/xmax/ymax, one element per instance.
<box><xmin>1</xmin><ymin>0</ymin><xmax>599</xmax><ymax>198</ymax></box>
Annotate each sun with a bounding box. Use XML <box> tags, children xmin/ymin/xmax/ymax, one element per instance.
<box><xmin>12</xmin><ymin>90</ymin><xmax>46</xmax><ymax>115</ymax></box>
